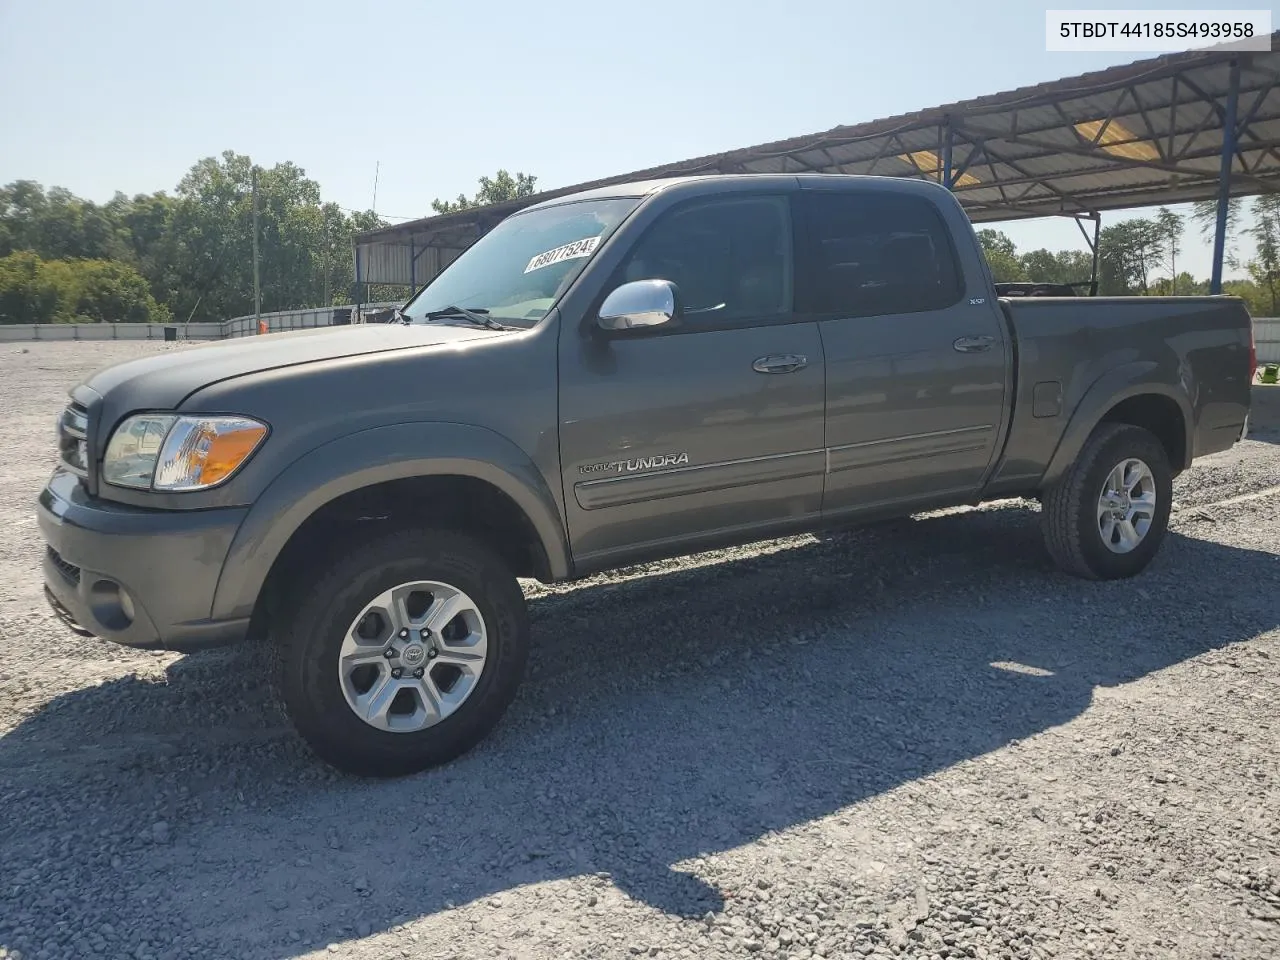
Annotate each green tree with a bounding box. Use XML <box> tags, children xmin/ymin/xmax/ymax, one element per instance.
<box><xmin>1098</xmin><ymin>224</ymin><xmax>1137</xmax><ymax>295</ymax></box>
<box><xmin>1130</xmin><ymin>218</ymin><xmax>1165</xmax><ymax>293</ymax></box>
<box><xmin>0</xmin><ymin>250</ymin><xmax>63</xmax><ymax>323</ymax></box>
<box><xmin>0</xmin><ymin>159</ymin><xmax>394</xmax><ymax>323</ymax></box>
<box><xmin>431</xmin><ymin>169</ymin><xmax>538</xmax><ymax>215</ymax></box>
<box><xmin>162</xmin><ymin>151</ymin><xmax>384</xmax><ymax>322</ymax></box>
<box><xmin>0</xmin><ymin>181</ymin><xmax>130</xmax><ymax>261</ymax></box>
<box><xmin>69</xmin><ymin>259</ymin><xmax>173</xmax><ymax>323</ymax></box>
<box><xmin>1150</xmin><ymin>273</ymin><xmax>1209</xmax><ymax>297</ymax></box>
<box><xmin>1221</xmin><ymin>278</ymin><xmax>1268</xmax><ymax>315</ymax></box>
<box><xmin>1243</xmin><ymin>195</ymin><xmax>1280</xmax><ymax>316</ymax></box>
<box><xmin>1155</xmin><ymin>207</ymin><xmax>1184</xmax><ymax>294</ymax></box>
<box><xmin>1191</xmin><ymin>197</ymin><xmax>1245</xmax><ymax>269</ymax></box>
<box><xmin>1099</xmin><ymin>219</ymin><xmax>1165</xmax><ymax>294</ymax></box>
<box><xmin>1019</xmin><ymin>248</ymin><xmax>1093</xmax><ymax>286</ymax></box>
<box><xmin>0</xmin><ymin>251</ymin><xmax>169</xmax><ymax>324</ymax></box>
<box><xmin>0</xmin><ymin>180</ymin><xmax>52</xmax><ymax>256</ymax></box>
<box><xmin>975</xmin><ymin>229</ymin><xmax>1027</xmax><ymax>282</ymax></box>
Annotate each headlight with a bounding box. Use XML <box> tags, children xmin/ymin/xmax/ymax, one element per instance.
<box><xmin>103</xmin><ymin>415</ymin><xmax>268</xmax><ymax>491</ymax></box>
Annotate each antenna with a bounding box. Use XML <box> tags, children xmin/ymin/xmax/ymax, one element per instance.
<box><xmin>372</xmin><ymin>161</ymin><xmax>380</xmax><ymax>215</ymax></box>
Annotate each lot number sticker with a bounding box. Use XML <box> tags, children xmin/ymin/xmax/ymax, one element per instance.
<box><xmin>524</xmin><ymin>236</ymin><xmax>600</xmax><ymax>273</ymax></box>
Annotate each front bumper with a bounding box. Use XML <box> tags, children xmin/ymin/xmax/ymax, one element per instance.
<box><xmin>37</xmin><ymin>469</ymin><xmax>251</xmax><ymax>651</ymax></box>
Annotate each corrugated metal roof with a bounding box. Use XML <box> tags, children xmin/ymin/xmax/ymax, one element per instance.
<box><xmin>356</xmin><ymin>35</ymin><xmax>1280</xmax><ymax>286</ymax></box>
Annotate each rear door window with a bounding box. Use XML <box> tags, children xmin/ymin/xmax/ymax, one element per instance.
<box><xmin>794</xmin><ymin>192</ymin><xmax>963</xmax><ymax>318</ymax></box>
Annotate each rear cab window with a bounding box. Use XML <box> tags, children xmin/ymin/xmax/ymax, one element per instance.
<box><xmin>793</xmin><ymin>191</ymin><xmax>964</xmax><ymax>318</ymax></box>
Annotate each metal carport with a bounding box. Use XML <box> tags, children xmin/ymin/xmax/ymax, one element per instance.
<box><xmin>354</xmin><ymin>33</ymin><xmax>1280</xmax><ymax>300</ymax></box>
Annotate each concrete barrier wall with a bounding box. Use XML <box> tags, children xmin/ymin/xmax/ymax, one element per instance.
<box><xmin>0</xmin><ymin>322</ymin><xmax>224</xmax><ymax>343</ymax></box>
<box><xmin>221</xmin><ymin>302</ymin><xmax>399</xmax><ymax>338</ymax></box>
<box><xmin>0</xmin><ymin>303</ymin><xmax>401</xmax><ymax>343</ymax></box>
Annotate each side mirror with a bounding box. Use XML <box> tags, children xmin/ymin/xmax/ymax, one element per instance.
<box><xmin>596</xmin><ymin>279</ymin><xmax>680</xmax><ymax>333</ymax></box>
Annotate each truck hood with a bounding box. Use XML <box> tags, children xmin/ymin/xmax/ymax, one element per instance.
<box><xmin>73</xmin><ymin>323</ymin><xmax>502</xmax><ymax>415</ymax></box>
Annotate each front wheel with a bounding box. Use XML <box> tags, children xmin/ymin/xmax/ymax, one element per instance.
<box><xmin>275</xmin><ymin>528</ymin><xmax>530</xmax><ymax>777</ymax></box>
<box><xmin>1040</xmin><ymin>423</ymin><xmax>1173</xmax><ymax>580</ymax></box>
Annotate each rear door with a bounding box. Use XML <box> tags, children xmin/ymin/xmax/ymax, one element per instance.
<box><xmin>557</xmin><ymin>192</ymin><xmax>826</xmax><ymax>570</ymax></box>
<box><xmin>793</xmin><ymin>187</ymin><xmax>1009</xmax><ymax>518</ymax></box>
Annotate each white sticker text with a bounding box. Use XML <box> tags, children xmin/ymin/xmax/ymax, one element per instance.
<box><xmin>524</xmin><ymin>236</ymin><xmax>601</xmax><ymax>274</ymax></box>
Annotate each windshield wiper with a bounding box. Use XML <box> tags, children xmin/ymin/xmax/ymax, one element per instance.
<box><xmin>419</xmin><ymin>305</ymin><xmax>512</xmax><ymax>331</ymax></box>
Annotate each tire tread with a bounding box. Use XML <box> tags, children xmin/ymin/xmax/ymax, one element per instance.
<box><xmin>273</xmin><ymin>526</ymin><xmax>529</xmax><ymax>777</ymax></box>
<box><xmin>1040</xmin><ymin>422</ymin><xmax>1170</xmax><ymax>580</ymax></box>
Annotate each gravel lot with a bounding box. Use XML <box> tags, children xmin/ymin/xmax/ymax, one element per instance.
<box><xmin>1</xmin><ymin>341</ymin><xmax>1277</xmax><ymax>960</ymax></box>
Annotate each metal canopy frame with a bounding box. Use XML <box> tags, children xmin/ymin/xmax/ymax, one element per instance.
<box><xmin>355</xmin><ymin>34</ymin><xmax>1280</xmax><ymax>298</ymax></box>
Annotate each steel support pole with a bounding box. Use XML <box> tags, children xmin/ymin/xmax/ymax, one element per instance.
<box><xmin>1211</xmin><ymin>60</ymin><xmax>1241</xmax><ymax>295</ymax></box>
<box><xmin>354</xmin><ymin>245</ymin><xmax>363</xmax><ymax>322</ymax></box>
<box><xmin>409</xmin><ymin>238</ymin><xmax>416</xmax><ymax>297</ymax></box>
<box><xmin>1091</xmin><ymin>213</ymin><xmax>1101</xmax><ymax>297</ymax></box>
<box><xmin>942</xmin><ymin>120</ymin><xmax>954</xmax><ymax>189</ymax></box>
<box><xmin>251</xmin><ymin>167</ymin><xmax>262</xmax><ymax>332</ymax></box>
<box><xmin>1074</xmin><ymin>213</ymin><xmax>1102</xmax><ymax>295</ymax></box>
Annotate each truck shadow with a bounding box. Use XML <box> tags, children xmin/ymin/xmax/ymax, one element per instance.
<box><xmin>0</xmin><ymin>505</ymin><xmax>1276</xmax><ymax>958</ymax></box>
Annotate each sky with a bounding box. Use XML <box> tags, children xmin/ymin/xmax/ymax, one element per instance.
<box><xmin>0</xmin><ymin>0</ymin><xmax>1261</xmax><ymax>280</ymax></box>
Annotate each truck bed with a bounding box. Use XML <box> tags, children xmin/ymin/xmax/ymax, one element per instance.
<box><xmin>985</xmin><ymin>295</ymin><xmax>1254</xmax><ymax>495</ymax></box>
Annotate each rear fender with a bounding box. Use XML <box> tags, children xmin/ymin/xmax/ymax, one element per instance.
<box><xmin>1040</xmin><ymin>362</ymin><xmax>1193</xmax><ymax>488</ymax></box>
<box><xmin>210</xmin><ymin>422</ymin><xmax>570</xmax><ymax>622</ymax></box>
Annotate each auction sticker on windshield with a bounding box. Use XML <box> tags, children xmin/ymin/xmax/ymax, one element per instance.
<box><xmin>524</xmin><ymin>236</ymin><xmax>601</xmax><ymax>273</ymax></box>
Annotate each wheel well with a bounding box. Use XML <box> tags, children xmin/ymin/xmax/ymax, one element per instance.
<box><xmin>1100</xmin><ymin>394</ymin><xmax>1187</xmax><ymax>473</ymax></box>
<box><xmin>251</xmin><ymin>475</ymin><xmax>550</xmax><ymax>637</ymax></box>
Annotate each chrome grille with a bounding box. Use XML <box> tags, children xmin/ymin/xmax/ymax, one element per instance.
<box><xmin>57</xmin><ymin>403</ymin><xmax>89</xmax><ymax>477</ymax></box>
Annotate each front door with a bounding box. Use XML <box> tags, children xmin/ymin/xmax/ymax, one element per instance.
<box><xmin>558</xmin><ymin>192</ymin><xmax>826</xmax><ymax>571</ymax></box>
<box><xmin>792</xmin><ymin>188</ymin><xmax>1009</xmax><ymax>517</ymax></box>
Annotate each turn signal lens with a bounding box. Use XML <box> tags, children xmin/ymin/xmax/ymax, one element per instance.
<box><xmin>153</xmin><ymin>417</ymin><xmax>268</xmax><ymax>490</ymax></box>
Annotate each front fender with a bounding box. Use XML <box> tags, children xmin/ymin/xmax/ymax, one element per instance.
<box><xmin>210</xmin><ymin>421</ymin><xmax>571</xmax><ymax>622</ymax></box>
<box><xmin>1040</xmin><ymin>361</ymin><xmax>1193</xmax><ymax>488</ymax></box>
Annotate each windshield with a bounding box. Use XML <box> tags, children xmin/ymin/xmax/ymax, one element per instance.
<box><xmin>401</xmin><ymin>197</ymin><xmax>641</xmax><ymax>328</ymax></box>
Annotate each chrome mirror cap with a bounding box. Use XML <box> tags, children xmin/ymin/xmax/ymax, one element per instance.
<box><xmin>597</xmin><ymin>279</ymin><xmax>679</xmax><ymax>332</ymax></box>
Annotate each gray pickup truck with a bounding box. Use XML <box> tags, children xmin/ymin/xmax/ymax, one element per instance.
<box><xmin>37</xmin><ymin>174</ymin><xmax>1255</xmax><ymax>776</ymax></box>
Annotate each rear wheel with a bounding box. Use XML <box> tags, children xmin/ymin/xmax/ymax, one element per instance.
<box><xmin>1040</xmin><ymin>423</ymin><xmax>1172</xmax><ymax>580</ymax></box>
<box><xmin>275</xmin><ymin>528</ymin><xmax>529</xmax><ymax>776</ymax></box>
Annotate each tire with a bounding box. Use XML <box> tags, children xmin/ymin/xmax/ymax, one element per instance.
<box><xmin>1040</xmin><ymin>422</ymin><xmax>1172</xmax><ymax>580</ymax></box>
<box><xmin>275</xmin><ymin>527</ymin><xmax>529</xmax><ymax>777</ymax></box>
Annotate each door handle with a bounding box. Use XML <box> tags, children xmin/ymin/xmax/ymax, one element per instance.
<box><xmin>953</xmin><ymin>335</ymin><xmax>995</xmax><ymax>353</ymax></box>
<box><xmin>752</xmin><ymin>354</ymin><xmax>809</xmax><ymax>374</ymax></box>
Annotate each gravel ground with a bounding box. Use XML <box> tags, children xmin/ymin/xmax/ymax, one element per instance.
<box><xmin>0</xmin><ymin>341</ymin><xmax>1277</xmax><ymax>960</ymax></box>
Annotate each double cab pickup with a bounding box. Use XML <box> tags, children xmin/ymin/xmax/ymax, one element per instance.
<box><xmin>38</xmin><ymin>174</ymin><xmax>1255</xmax><ymax>775</ymax></box>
